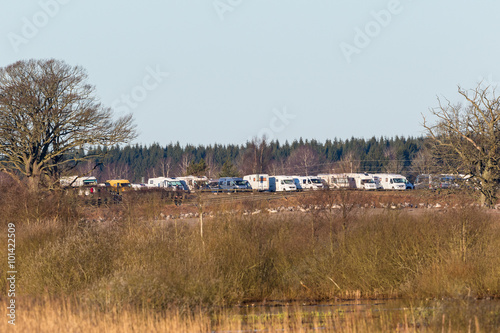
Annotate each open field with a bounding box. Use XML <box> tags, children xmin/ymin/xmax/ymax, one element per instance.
<box><xmin>1</xmin><ymin>184</ymin><xmax>500</xmax><ymax>331</ymax></box>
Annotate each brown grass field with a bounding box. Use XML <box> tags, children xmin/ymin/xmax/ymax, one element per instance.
<box><xmin>1</xmin><ymin>184</ymin><xmax>499</xmax><ymax>332</ymax></box>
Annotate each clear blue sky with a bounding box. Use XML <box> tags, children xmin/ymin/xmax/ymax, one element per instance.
<box><xmin>2</xmin><ymin>0</ymin><xmax>500</xmax><ymax>146</ymax></box>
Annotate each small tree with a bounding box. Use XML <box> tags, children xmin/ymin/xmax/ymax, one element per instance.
<box><xmin>186</xmin><ymin>158</ymin><xmax>208</xmax><ymax>176</ymax></box>
<box><xmin>423</xmin><ymin>84</ymin><xmax>500</xmax><ymax>206</ymax></box>
<box><xmin>286</xmin><ymin>145</ymin><xmax>320</xmax><ymax>176</ymax></box>
<box><xmin>0</xmin><ymin>59</ymin><xmax>136</xmax><ymax>191</ymax></box>
<box><xmin>219</xmin><ymin>160</ymin><xmax>239</xmax><ymax>177</ymax></box>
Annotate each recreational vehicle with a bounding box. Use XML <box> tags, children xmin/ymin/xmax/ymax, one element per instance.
<box><xmin>317</xmin><ymin>174</ymin><xmax>355</xmax><ymax>189</ymax></box>
<box><xmin>147</xmin><ymin>177</ymin><xmax>189</xmax><ymax>191</ymax></box>
<box><xmin>293</xmin><ymin>176</ymin><xmax>324</xmax><ymax>190</ymax></box>
<box><xmin>372</xmin><ymin>174</ymin><xmax>407</xmax><ymax>190</ymax></box>
<box><xmin>345</xmin><ymin>173</ymin><xmax>377</xmax><ymax>190</ymax></box>
<box><xmin>269</xmin><ymin>176</ymin><xmax>297</xmax><ymax>192</ymax></box>
<box><xmin>176</xmin><ymin>176</ymin><xmax>209</xmax><ymax>191</ymax></box>
<box><xmin>60</xmin><ymin>176</ymin><xmax>98</xmax><ymax>187</ymax></box>
<box><xmin>414</xmin><ymin>174</ymin><xmax>459</xmax><ymax>190</ymax></box>
<box><xmin>243</xmin><ymin>174</ymin><xmax>270</xmax><ymax>191</ymax></box>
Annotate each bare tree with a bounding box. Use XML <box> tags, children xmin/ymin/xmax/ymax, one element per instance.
<box><xmin>204</xmin><ymin>151</ymin><xmax>219</xmax><ymax>179</ymax></box>
<box><xmin>332</xmin><ymin>151</ymin><xmax>360</xmax><ymax>173</ymax></box>
<box><xmin>179</xmin><ymin>153</ymin><xmax>192</xmax><ymax>176</ymax></box>
<box><xmin>268</xmin><ymin>157</ymin><xmax>286</xmax><ymax>176</ymax></box>
<box><xmin>423</xmin><ymin>84</ymin><xmax>500</xmax><ymax>206</ymax></box>
<box><xmin>383</xmin><ymin>147</ymin><xmax>403</xmax><ymax>174</ymax></box>
<box><xmin>286</xmin><ymin>145</ymin><xmax>319</xmax><ymax>176</ymax></box>
<box><xmin>238</xmin><ymin>136</ymin><xmax>272</xmax><ymax>175</ymax></box>
<box><xmin>0</xmin><ymin>59</ymin><xmax>136</xmax><ymax>191</ymax></box>
<box><xmin>99</xmin><ymin>162</ymin><xmax>132</xmax><ymax>181</ymax></box>
<box><xmin>158</xmin><ymin>156</ymin><xmax>173</xmax><ymax>177</ymax></box>
<box><xmin>410</xmin><ymin>147</ymin><xmax>435</xmax><ymax>176</ymax></box>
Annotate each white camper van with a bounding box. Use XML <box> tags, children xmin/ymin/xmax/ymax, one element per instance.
<box><xmin>60</xmin><ymin>176</ymin><xmax>98</xmax><ymax>187</ymax></box>
<box><xmin>176</xmin><ymin>176</ymin><xmax>208</xmax><ymax>191</ymax></box>
<box><xmin>317</xmin><ymin>174</ymin><xmax>354</xmax><ymax>189</ymax></box>
<box><xmin>243</xmin><ymin>174</ymin><xmax>270</xmax><ymax>191</ymax></box>
<box><xmin>269</xmin><ymin>176</ymin><xmax>297</xmax><ymax>192</ymax></box>
<box><xmin>147</xmin><ymin>177</ymin><xmax>189</xmax><ymax>191</ymax></box>
<box><xmin>293</xmin><ymin>176</ymin><xmax>324</xmax><ymax>190</ymax></box>
<box><xmin>373</xmin><ymin>174</ymin><xmax>407</xmax><ymax>190</ymax></box>
<box><xmin>345</xmin><ymin>173</ymin><xmax>377</xmax><ymax>190</ymax></box>
<box><xmin>147</xmin><ymin>177</ymin><xmax>167</xmax><ymax>188</ymax></box>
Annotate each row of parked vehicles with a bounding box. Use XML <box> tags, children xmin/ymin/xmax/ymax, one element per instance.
<box><xmin>142</xmin><ymin>173</ymin><xmax>415</xmax><ymax>192</ymax></box>
<box><xmin>61</xmin><ymin>172</ymin><xmax>470</xmax><ymax>194</ymax></box>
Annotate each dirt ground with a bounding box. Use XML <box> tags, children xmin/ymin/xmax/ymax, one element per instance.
<box><xmin>110</xmin><ymin>189</ymin><xmax>500</xmax><ymax>221</ymax></box>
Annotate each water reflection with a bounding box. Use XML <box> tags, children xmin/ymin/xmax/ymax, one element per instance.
<box><xmin>229</xmin><ymin>298</ymin><xmax>500</xmax><ymax>332</ymax></box>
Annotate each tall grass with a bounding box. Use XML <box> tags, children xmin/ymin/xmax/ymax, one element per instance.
<box><xmin>1</xmin><ymin>297</ymin><xmax>497</xmax><ymax>332</ymax></box>
<box><xmin>1</xmin><ymin>185</ymin><xmax>500</xmax><ymax>330</ymax></box>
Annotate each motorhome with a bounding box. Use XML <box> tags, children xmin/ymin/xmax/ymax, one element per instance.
<box><xmin>414</xmin><ymin>174</ymin><xmax>460</xmax><ymax>190</ymax></box>
<box><xmin>60</xmin><ymin>176</ymin><xmax>98</xmax><ymax>187</ymax></box>
<box><xmin>293</xmin><ymin>176</ymin><xmax>324</xmax><ymax>190</ymax></box>
<box><xmin>317</xmin><ymin>174</ymin><xmax>355</xmax><ymax>189</ymax></box>
<box><xmin>147</xmin><ymin>177</ymin><xmax>189</xmax><ymax>191</ymax></box>
<box><xmin>372</xmin><ymin>174</ymin><xmax>407</xmax><ymax>190</ymax></box>
<box><xmin>176</xmin><ymin>176</ymin><xmax>208</xmax><ymax>191</ymax></box>
<box><xmin>147</xmin><ymin>177</ymin><xmax>167</xmax><ymax>188</ymax></box>
<box><xmin>243</xmin><ymin>174</ymin><xmax>270</xmax><ymax>191</ymax></box>
<box><xmin>269</xmin><ymin>176</ymin><xmax>297</xmax><ymax>192</ymax></box>
<box><xmin>218</xmin><ymin>177</ymin><xmax>252</xmax><ymax>191</ymax></box>
<box><xmin>345</xmin><ymin>173</ymin><xmax>377</xmax><ymax>190</ymax></box>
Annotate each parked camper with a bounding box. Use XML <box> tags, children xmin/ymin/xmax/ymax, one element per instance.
<box><xmin>147</xmin><ymin>177</ymin><xmax>167</xmax><ymax>188</ymax></box>
<box><xmin>414</xmin><ymin>174</ymin><xmax>459</xmax><ymax>190</ymax></box>
<box><xmin>269</xmin><ymin>176</ymin><xmax>297</xmax><ymax>192</ymax></box>
<box><xmin>60</xmin><ymin>176</ymin><xmax>98</xmax><ymax>187</ymax></box>
<box><xmin>317</xmin><ymin>174</ymin><xmax>354</xmax><ymax>189</ymax></box>
<box><xmin>243</xmin><ymin>174</ymin><xmax>270</xmax><ymax>191</ymax></box>
<box><xmin>176</xmin><ymin>176</ymin><xmax>208</xmax><ymax>191</ymax></box>
<box><xmin>218</xmin><ymin>177</ymin><xmax>252</xmax><ymax>191</ymax></box>
<box><xmin>164</xmin><ymin>178</ymin><xmax>189</xmax><ymax>191</ymax></box>
<box><xmin>345</xmin><ymin>173</ymin><xmax>377</xmax><ymax>190</ymax></box>
<box><xmin>372</xmin><ymin>174</ymin><xmax>407</xmax><ymax>190</ymax></box>
<box><xmin>146</xmin><ymin>177</ymin><xmax>189</xmax><ymax>191</ymax></box>
<box><xmin>293</xmin><ymin>176</ymin><xmax>324</xmax><ymax>190</ymax></box>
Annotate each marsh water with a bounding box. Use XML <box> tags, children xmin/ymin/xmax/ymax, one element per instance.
<box><xmin>229</xmin><ymin>298</ymin><xmax>500</xmax><ymax>331</ymax></box>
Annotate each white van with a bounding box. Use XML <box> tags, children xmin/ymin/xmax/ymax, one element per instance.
<box><xmin>372</xmin><ymin>173</ymin><xmax>407</xmax><ymax>190</ymax></box>
<box><xmin>317</xmin><ymin>174</ymin><xmax>355</xmax><ymax>189</ymax></box>
<box><xmin>243</xmin><ymin>174</ymin><xmax>270</xmax><ymax>191</ymax></box>
<box><xmin>147</xmin><ymin>177</ymin><xmax>188</xmax><ymax>191</ymax></box>
<box><xmin>60</xmin><ymin>176</ymin><xmax>98</xmax><ymax>187</ymax></box>
<box><xmin>345</xmin><ymin>173</ymin><xmax>377</xmax><ymax>190</ymax></box>
<box><xmin>293</xmin><ymin>176</ymin><xmax>324</xmax><ymax>190</ymax></box>
<box><xmin>269</xmin><ymin>176</ymin><xmax>297</xmax><ymax>192</ymax></box>
<box><xmin>147</xmin><ymin>177</ymin><xmax>167</xmax><ymax>188</ymax></box>
<box><xmin>176</xmin><ymin>176</ymin><xmax>208</xmax><ymax>191</ymax></box>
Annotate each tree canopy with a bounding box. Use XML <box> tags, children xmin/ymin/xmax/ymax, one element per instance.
<box><xmin>424</xmin><ymin>84</ymin><xmax>500</xmax><ymax>206</ymax></box>
<box><xmin>0</xmin><ymin>59</ymin><xmax>136</xmax><ymax>191</ymax></box>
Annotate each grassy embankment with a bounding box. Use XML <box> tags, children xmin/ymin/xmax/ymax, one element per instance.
<box><xmin>1</xmin><ymin>183</ymin><xmax>499</xmax><ymax>331</ymax></box>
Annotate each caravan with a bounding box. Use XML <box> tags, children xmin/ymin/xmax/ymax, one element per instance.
<box><xmin>60</xmin><ymin>176</ymin><xmax>98</xmax><ymax>187</ymax></box>
<box><xmin>345</xmin><ymin>173</ymin><xmax>377</xmax><ymax>190</ymax></box>
<box><xmin>176</xmin><ymin>176</ymin><xmax>208</xmax><ymax>191</ymax></box>
<box><xmin>269</xmin><ymin>176</ymin><xmax>297</xmax><ymax>192</ymax></box>
<box><xmin>293</xmin><ymin>176</ymin><xmax>324</xmax><ymax>190</ymax></box>
<box><xmin>372</xmin><ymin>174</ymin><xmax>408</xmax><ymax>190</ymax></box>
<box><xmin>317</xmin><ymin>174</ymin><xmax>355</xmax><ymax>189</ymax></box>
<box><xmin>243</xmin><ymin>174</ymin><xmax>270</xmax><ymax>191</ymax></box>
<box><xmin>147</xmin><ymin>177</ymin><xmax>189</xmax><ymax>191</ymax></box>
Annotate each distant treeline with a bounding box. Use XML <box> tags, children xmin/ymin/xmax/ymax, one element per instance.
<box><xmin>84</xmin><ymin>136</ymin><xmax>427</xmax><ymax>183</ymax></box>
